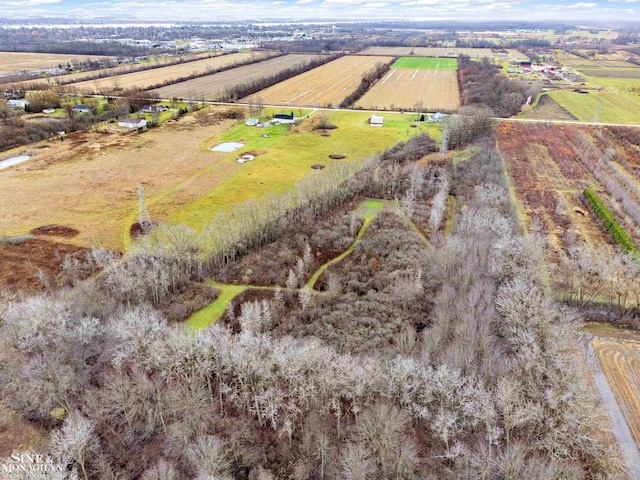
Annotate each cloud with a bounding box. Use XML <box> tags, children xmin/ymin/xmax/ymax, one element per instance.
<box><xmin>567</xmin><ymin>2</ymin><xmax>598</xmax><ymax>8</ymax></box>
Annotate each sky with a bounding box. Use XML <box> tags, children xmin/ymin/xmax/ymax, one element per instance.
<box><xmin>0</xmin><ymin>0</ymin><xmax>638</xmax><ymax>22</ymax></box>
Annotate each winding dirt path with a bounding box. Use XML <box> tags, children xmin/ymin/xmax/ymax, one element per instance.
<box><xmin>185</xmin><ymin>199</ymin><xmax>385</xmax><ymax>329</ymax></box>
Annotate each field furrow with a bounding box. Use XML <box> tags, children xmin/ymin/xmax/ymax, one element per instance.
<box><xmin>243</xmin><ymin>55</ymin><xmax>393</xmax><ymax>107</ymax></box>
<box><xmin>358</xmin><ymin>67</ymin><xmax>460</xmax><ymax>111</ymax></box>
<box><xmin>66</xmin><ymin>51</ymin><xmax>276</xmax><ymax>94</ymax></box>
<box><xmin>153</xmin><ymin>54</ymin><xmax>323</xmax><ymax>100</ymax></box>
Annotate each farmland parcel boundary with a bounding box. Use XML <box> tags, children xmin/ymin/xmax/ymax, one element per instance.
<box><xmin>63</xmin><ymin>51</ymin><xmax>276</xmax><ymax>95</ymax></box>
<box><xmin>357</xmin><ymin>66</ymin><xmax>460</xmax><ymax>112</ymax></box>
<box><xmin>154</xmin><ymin>55</ymin><xmax>326</xmax><ymax>102</ymax></box>
<box><xmin>340</xmin><ymin>57</ymin><xmax>396</xmax><ymax>108</ymax></box>
<box><xmin>5</xmin><ymin>51</ymin><xmax>229</xmax><ymax>90</ymax></box>
<box><xmin>218</xmin><ymin>53</ymin><xmax>343</xmax><ymax>102</ymax></box>
<box><xmin>242</xmin><ymin>55</ymin><xmax>394</xmax><ymax>108</ymax></box>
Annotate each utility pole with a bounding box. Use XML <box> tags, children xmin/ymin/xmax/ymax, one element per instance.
<box><xmin>137</xmin><ymin>184</ymin><xmax>153</xmax><ymax>234</ymax></box>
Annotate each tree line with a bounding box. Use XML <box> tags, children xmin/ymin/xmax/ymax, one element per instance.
<box><xmin>339</xmin><ymin>58</ymin><xmax>396</xmax><ymax>108</ymax></box>
<box><xmin>457</xmin><ymin>55</ymin><xmax>540</xmax><ymax>118</ymax></box>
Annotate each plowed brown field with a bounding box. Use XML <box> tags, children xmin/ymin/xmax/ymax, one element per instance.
<box><xmin>357</xmin><ymin>68</ymin><xmax>460</xmax><ymax>111</ymax></box>
<box><xmin>154</xmin><ymin>54</ymin><xmax>323</xmax><ymax>100</ymax></box>
<box><xmin>7</xmin><ymin>52</ymin><xmax>217</xmax><ymax>89</ymax></box>
<box><xmin>593</xmin><ymin>335</ymin><xmax>640</xmax><ymax>451</ymax></box>
<box><xmin>0</xmin><ymin>52</ymin><xmax>115</xmax><ymax>74</ymax></box>
<box><xmin>244</xmin><ymin>55</ymin><xmax>393</xmax><ymax>107</ymax></box>
<box><xmin>67</xmin><ymin>51</ymin><xmax>275</xmax><ymax>94</ymax></box>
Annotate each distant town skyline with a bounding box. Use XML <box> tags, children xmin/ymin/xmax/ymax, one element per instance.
<box><xmin>0</xmin><ymin>0</ymin><xmax>638</xmax><ymax>23</ymax></box>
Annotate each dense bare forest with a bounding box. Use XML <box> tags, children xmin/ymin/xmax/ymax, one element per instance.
<box><xmin>0</xmin><ymin>124</ymin><xmax>626</xmax><ymax>478</ymax></box>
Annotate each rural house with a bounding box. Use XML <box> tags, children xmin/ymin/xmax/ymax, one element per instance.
<box><xmin>369</xmin><ymin>114</ymin><xmax>384</xmax><ymax>126</ymax></box>
<box><xmin>273</xmin><ymin>113</ymin><xmax>295</xmax><ymax>124</ymax></box>
<box><xmin>72</xmin><ymin>104</ymin><xmax>91</xmax><ymax>114</ymax></box>
<box><xmin>141</xmin><ymin>105</ymin><xmax>168</xmax><ymax>113</ymax></box>
<box><xmin>118</xmin><ymin>118</ymin><xmax>148</xmax><ymax>129</ymax></box>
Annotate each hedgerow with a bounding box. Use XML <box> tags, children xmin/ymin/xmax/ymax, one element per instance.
<box><xmin>584</xmin><ymin>188</ymin><xmax>639</xmax><ymax>254</ymax></box>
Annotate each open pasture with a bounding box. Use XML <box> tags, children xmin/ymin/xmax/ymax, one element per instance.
<box><xmin>392</xmin><ymin>57</ymin><xmax>457</xmax><ymax>70</ymax></box>
<box><xmin>0</xmin><ymin>107</ymin><xmax>439</xmax><ymax>251</ymax></box>
<box><xmin>153</xmin><ymin>54</ymin><xmax>324</xmax><ymax>101</ymax></box>
<box><xmin>66</xmin><ymin>51</ymin><xmax>275</xmax><ymax>94</ymax></box>
<box><xmin>548</xmin><ymin>90</ymin><xmax>640</xmax><ymax>124</ymax></box>
<box><xmin>243</xmin><ymin>55</ymin><xmax>392</xmax><ymax>107</ymax></box>
<box><xmin>357</xmin><ymin>68</ymin><xmax>460</xmax><ymax>111</ymax></box>
<box><xmin>0</xmin><ymin>52</ymin><xmax>115</xmax><ymax>75</ymax></box>
<box><xmin>358</xmin><ymin>46</ymin><xmax>494</xmax><ymax>58</ymax></box>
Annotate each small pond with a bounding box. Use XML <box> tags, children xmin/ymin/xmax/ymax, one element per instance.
<box><xmin>211</xmin><ymin>142</ymin><xmax>244</xmax><ymax>152</ymax></box>
<box><xmin>0</xmin><ymin>154</ymin><xmax>31</xmax><ymax>170</ymax></box>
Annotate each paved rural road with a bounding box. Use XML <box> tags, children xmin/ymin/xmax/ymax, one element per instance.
<box><xmin>72</xmin><ymin>93</ymin><xmax>640</xmax><ymax>129</ymax></box>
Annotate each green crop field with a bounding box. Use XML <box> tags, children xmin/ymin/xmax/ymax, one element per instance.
<box><xmin>392</xmin><ymin>57</ymin><xmax>458</xmax><ymax>70</ymax></box>
<box><xmin>548</xmin><ymin>90</ymin><xmax>640</xmax><ymax>124</ymax></box>
<box><xmin>169</xmin><ymin>110</ymin><xmax>442</xmax><ymax>230</ymax></box>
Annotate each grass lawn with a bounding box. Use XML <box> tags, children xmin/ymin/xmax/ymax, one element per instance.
<box><xmin>392</xmin><ymin>57</ymin><xmax>458</xmax><ymax>71</ymax></box>
<box><xmin>186</xmin><ymin>283</ymin><xmax>247</xmax><ymax>329</ymax></box>
<box><xmin>548</xmin><ymin>90</ymin><xmax>640</xmax><ymax>124</ymax></box>
<box><xmin>169</xmin><ymin>110</ymin><xmax>441</xmax><ymax>230</ymax></box>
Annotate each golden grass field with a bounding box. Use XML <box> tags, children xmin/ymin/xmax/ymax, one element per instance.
<box><xmin>66</xmin><ymin>51</ymin><xmax>275</xmax><ymax>94</ymax></box>
<box><xmin>357</xmin><ymin>68</ymin><xmax>460</xmax><ymax>111</ymax></box>
<box><xmin>0</xmin><ymin>112</ymin><xmax>237</xmax><ymax>250</ymax></box>
<box><xmin>154</xmin><ymin>54</ymin><xmax>324</xmax><ymax>100</ymax></box>
<box><xmin>6</xmin><ymin>52</ymin><xmax>217</xmax><ymax>88</ymax></box>
<box><xmin>358</xmin><ymin>46</ymin><xmax>494</xmax><ymax>58</ymax></box>
<box><xmin>592</xmin><ymin>333</ymin><xmax>640</xmax><ymax>451</ymax></box>
<box><xmin>0</xmin><ymin>52</ymin><xmax>115</xmax><ymax>74</ymax></box>
<box><xmin>244</xmin><ymin>55</ymin><xmax>393</xmax><ymax>107</ymax></box>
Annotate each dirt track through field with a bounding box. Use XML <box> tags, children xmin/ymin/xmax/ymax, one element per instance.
<box><xmin>580</xmin><ymin>332</ymin><xmax>640</xmax><ymax>480</ymax></box>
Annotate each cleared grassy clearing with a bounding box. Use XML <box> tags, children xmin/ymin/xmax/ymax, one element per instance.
<box><xmin>170</xmin><ymin>110</ymin><xmax>441</xmax><ymax>228</ymax></box>
<box><xmin>357</xmin><ymin>68</ymin><xmax>460</xmax><ymax>111</ymax></box>
<box><xmin>67</xmin><ymin>52</ymin><xmax>274</xmax><ymax>93</ymax></box>
<box><xmin>186</xmin><ymin>283</ymin><xmax>247</xmax><ymax>329</ymax></box>
<box><xmin>548</xmin><ymin>90</ymin><xmax>640</xmax><ymax>124</ymax></box>
<box><xmin>0</xmin><ymin>52</ymin><xmax>115</xmax><ymax>74</ymax></box>
<box><xmin>358</xmin><ymin>46</ymin><xmax>493</xmax><ymax>58</ymax></box>
<box><xmin>244</xmin><ymin>55</ymin><xmax>392</xmax><ymax>107</ymax></box>
<box><xmin>392</xmin><ymin>57</ymin><xmax>457</xmax><ymax>70</ymax></box>
<box><xmin>153</xmin><ymin>54</ymin><xmax>323</xmax><ymax>100</ymax></box>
